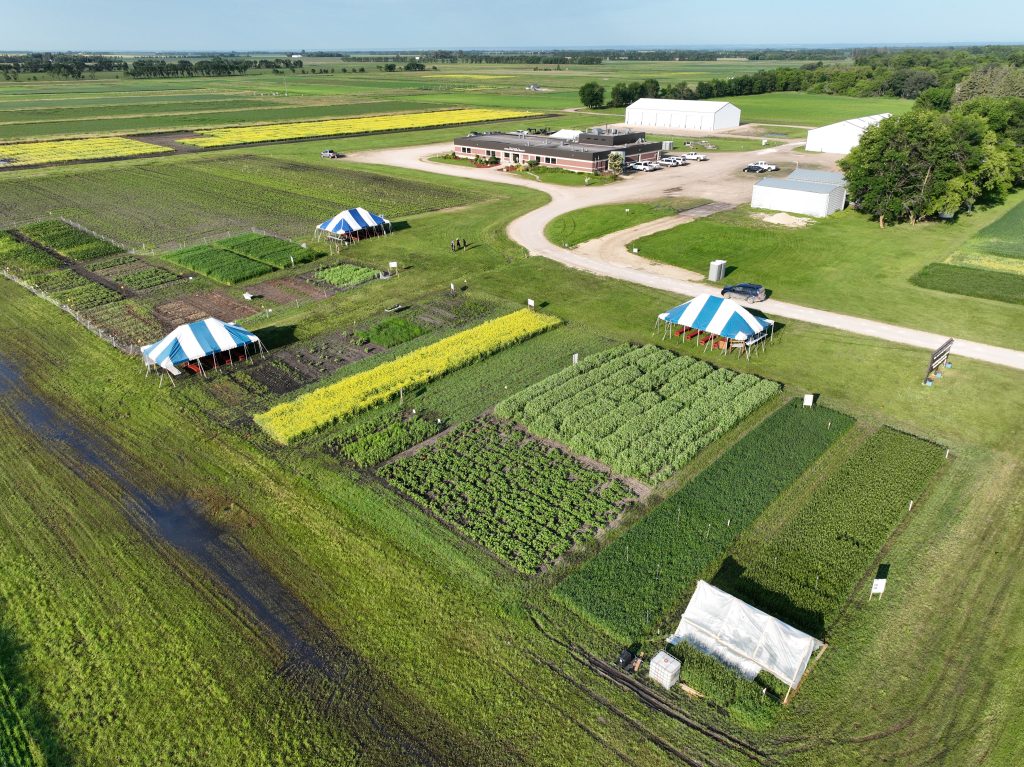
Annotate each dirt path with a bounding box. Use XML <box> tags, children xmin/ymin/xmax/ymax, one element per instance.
<box><xmin>346</xmin><ymin>142</ymin><xmax>1024</xmax><ymax>372</ymax></box>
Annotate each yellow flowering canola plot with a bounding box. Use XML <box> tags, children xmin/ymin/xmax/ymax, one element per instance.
<box><xmin>256</xmin><ymin>309</ymin><xmax>561</xmax><ymax>444</ymax></box>
<box><xmin>0</xmin><ymin>137</ymin><xmax>171</xmax><ymax>167</ymax></box>
<box><xmin>181</xmin><ymin>108</ymin><xmax>537</xmax><ymax>148</ymax></box>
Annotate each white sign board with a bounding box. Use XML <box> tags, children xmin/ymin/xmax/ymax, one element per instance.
<box><xmin>389</xmin><ymin>261</ymin><xmax>398</xmax><ymax>269</ymax></box>
<box><xmin>527</xmin><ymin>298</ymin><xmax>535</xmax><ymax>309</ymax></box>
<box><xmin>871</xmin><ymin>578</ymin><xmax>887</xmax><ymax>596</ymax></box>
<box><xmin>803</xmin><ymin>394</ymin><xmax>815</xmax><ymax>408</ymax></box>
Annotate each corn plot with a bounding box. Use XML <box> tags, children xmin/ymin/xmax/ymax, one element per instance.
<box><xmin>496</xmin><ymin>344</ymin><xmax>781</xmax><ymax>482</ymax></box>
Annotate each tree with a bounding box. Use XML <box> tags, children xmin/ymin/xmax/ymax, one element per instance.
<box><xmin>404</xmin><ymin>61</ymin><xmax>425</xmax><ymax>71</ymax></box>
<box><xmin>578</xmin><ymin>82</ymin><xmax>605</xmax><ymax>109</ymax></box>
<box><xmin>916</xmin><ymin>86</ymin><xmax>953</xmax><ymax>111</ymax></box>
<box><xmin>953</xmin><ymin>65</ymin><xmax>1024</xmax><ymax>103</ymax></box>
<box><xmin>840</xmin><ymin>110</ymin><xmax>1014</xmax><ymax>225</ymax></box>
<box><xmin>607</xmin><ymin>152</ymin><xmax>624</xmax><ymax>175</ymax></box>
<box><xmin>641</xmin><ymin>78</ymin><xmax>661</xmax><ymax>98</ymax></box>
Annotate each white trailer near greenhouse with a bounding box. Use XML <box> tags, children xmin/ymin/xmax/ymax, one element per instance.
<box><xmin>668</xmin><ymin>581</ymin><xmax>825</xmax><ymax>703</ymax></box>
<box><xmin>624</xmin><ymin>98</ymin><xmax>741</xmax><ymax>131</ymax></box>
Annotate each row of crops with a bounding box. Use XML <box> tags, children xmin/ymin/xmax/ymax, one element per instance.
<box><xmin>0</xmin><ymin>670</ymin><xmax>40</xmax><ymax>767</ymax></box>
<box><xmin>496</xmin><ymin>344</ymin><xmax>781</xmax><ymax>482</ymax></box>
<box><xmin>162</xmin><ymin>234</ymin><xmax>319</xmax><ymax>285</ymax></box>
<box><xmin>325</xmin><ymin>408</ymin><xmax>443</xmax><ymax>468</ymax></box>
<box><xmin>556</xmin><ymin>401</ymin><xmax>854</xmax><ymax>641</ymax></box>
<box><xmin>0</xmin><ymin>225</ymin><xmax>171</xmax><ymax>346</ymax></box>
<box><xmin>719</xmin><ymin>428</ymin><xmax>946</xmax><ymax>632</ymax></box>
<box><xmin>181</xmin><ymin>107</ymin><xmax>536</xmax><ymax>148</ymax></box>
<box><xmin>380</xmin><ymin>419</ymin><xmax>637</xmax><ymax>573</ymax></box>
<box><xmin>255</xmin><ymin>309</ymin><xmax>561</xmax><ymax>443</ymax></box>
<box><xmin>0</xmin><ymin>136</ymin><xmax>171</xmax><ymax>167</ymax></box>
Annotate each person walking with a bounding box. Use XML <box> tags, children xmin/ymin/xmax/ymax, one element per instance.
<box><xmin>450</xmin><ymin>240</ymin><xmax>456</xmax><ymax>253</ymax></box>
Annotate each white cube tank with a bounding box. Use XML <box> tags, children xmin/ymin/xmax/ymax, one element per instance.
<box><xmin>648</xmin><ymin>651</ymin><xmax>681</xmax><ymax>690</ymax></box>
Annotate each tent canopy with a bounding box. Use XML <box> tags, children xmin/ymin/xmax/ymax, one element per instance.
<box><xmin>317</xmin><ymin>207</ymin><xmax>390</xmax><ymax>236</ymax></box>
<box><xmin>669</xmin><ymin>581</ymin><xmax>823</xmax><ymax>689</ymax></box>
<box><xmin>658</xmin><ymin>293</ymin><xmax>773</xmax><ymax>342</ymax></box>
<box><xmin>141</xmin><ymin>317</ymin><xmax>261</xmax><ymax>375</ymax></box>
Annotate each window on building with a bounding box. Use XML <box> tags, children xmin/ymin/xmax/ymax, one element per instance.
<box><xmin>503</xmin><ymin>152</ymin><xmax>510</xmax><ymax>158</ymax></box>
<box><xmin>461</xmin><ymin>147</ymin><xmax>471</xmax><ymax>153</ymax></box>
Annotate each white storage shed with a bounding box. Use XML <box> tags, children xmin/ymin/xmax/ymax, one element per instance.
<box><xmin>805</xmin><ymin>113</ymin><xmax>891</xmax><ymax>155</ymax></box>
<box><xmin>751</xmin><ymin>169</ymin><xmax>847</xmax><ymax>218</ymax></box>
<box><xmin>624</xmin><ymin>98</ymin><xmax>741</xmax><ymax>131</ymax></box>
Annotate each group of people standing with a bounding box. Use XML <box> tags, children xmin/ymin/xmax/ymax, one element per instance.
<box><xmin>450</xmin><ymin>238</ymin><xmax>468</xmax><ymax>252</ymax></box>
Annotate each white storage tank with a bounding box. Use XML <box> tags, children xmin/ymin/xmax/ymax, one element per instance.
<box><xmin>648</xmin><ymin>651</ymin><xmax>681</xmax><ymax>690</ymax></box>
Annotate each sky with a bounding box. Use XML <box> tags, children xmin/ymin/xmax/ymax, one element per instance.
<box><xmin>2</xmin><ymin>0</ymin><xmax>1022</xmax><ymax>52</ymax></box>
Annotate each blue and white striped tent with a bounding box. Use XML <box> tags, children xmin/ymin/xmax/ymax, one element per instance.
<box><xmin>658</xmin><ymin>294</ymin><xmax>774</xmax><ymax>345</ymax></box>
<box><xmin>141</xmin><ymin>317</ymin><xmax>264</xmax><ymax>376</ymax></box>
<box><xmin>316</xmin><ymin>208</ymin><xmax>391</xmax><ymax>239</ymax></box>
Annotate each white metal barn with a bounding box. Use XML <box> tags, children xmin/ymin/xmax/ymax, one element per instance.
<box><xmin>624</xmin><ymin>98</ymin><xmax>741</xmax><ymax>131</ymax></box>
<box><xmin>805</xmin><ymin>113</ymin><xmax>891</xmax><ymax>155</ymax></box>
<box><xmin>751</xmin><ymin>168</ymin><xmax>847</xmax><ymax>218</ymax></box>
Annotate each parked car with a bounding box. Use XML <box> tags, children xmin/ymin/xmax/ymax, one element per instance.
<box><xmin>680</xmin><ymin>152</ymin><xmax>709</xmax><ymax>161</ymax></box>
<box><xmin>629</xmin><ymin>161</ymin><xmax>660</xmax><ymax>172</ymax></box>
<box><xmin>320</xmin><ymin>149</ymin><xmax>341</xmax><ymax>159</ymax></box>
<box><xmin>743</xmin><ymin>161</ymin><xmax>779</xmax><ymax>173</ymax></box>
<box><xmin>721</xmin><ymin>283</ymin><xmax>767</xmax><ymax>303</ymax></box>
<box><xmin>657</xmin><ymin>156</ymin><xmax>683</xmax><ymax>167</ymax></box>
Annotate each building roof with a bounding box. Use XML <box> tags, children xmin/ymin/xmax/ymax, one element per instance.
<box><xmin>787</xmin><ymin>168</ymin><xmax>846</xmax><ymax>186</ymax></box>
<box><xmin>810</xmin><ymin>113</ymin><xmax>891</xmax><ymax>133</ymax></box>
<box><xmin>626</xmin><ymin>98</ymin><xmax>736</xmax><ymax>113</ymax></box>
<box><xmin>754</xmin><ymin>177</ymin><xmax>844</xmax><ymax>195</ymax></box>
<box><xmin>454</xmin><ymin>132</ymin><xmax>660</xmax><ymax>160</ymax></box>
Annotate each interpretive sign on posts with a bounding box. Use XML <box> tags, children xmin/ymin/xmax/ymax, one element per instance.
<box><xmin>527</xmin><ymin>298</ymin><xmax>535</xmax><ymax>309</ymax></box>
<box><xmin>923</xmin><ymin>338</ymin><xmax>954</xmax><ymax>385</ymax></box>
<box><xmin>803</xmin><ymin>393</ymin><xmax>815</xmax><ymax>408</ymax></box>
<box><xmin>389</xmin><ymin>261</ymin><xmax>399</xmax><ymax>276</ymax></box>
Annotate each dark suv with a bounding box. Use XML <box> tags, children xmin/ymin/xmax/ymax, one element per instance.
<box><xmin>721</xmin><ymin>283</ymin><xmax>767</xmax><ymax>303</ymax></box>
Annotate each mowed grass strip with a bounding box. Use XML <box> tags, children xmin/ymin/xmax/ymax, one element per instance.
<box><xmin>556</xmin><ymin>401</ymin><xmax>854</xmax><ymax>642</ymax></box>
<box><xmin>544</xmin><ymin>199</ymin><xmax>705</xmax><ymax>248</ymax></box>
<box><xmin>910</xmin><ymin>263</ymin><xmax>1024</xmax><ymax>305</ymax></box>
<box><xmin>255</xmin><ymin>309</ymin><xmax>561</xmax><ymax>443</ymax></box>
<box><xmin>181</xmin><ymin>107</ymin><xmax>537</xmax><ymax>147</ymax></box>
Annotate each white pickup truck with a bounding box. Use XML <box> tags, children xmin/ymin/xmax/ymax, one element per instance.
<box><xmin>629</xmin><ymin>161</ymin><xmax>661</xmax><ymax>172</ymax></box>
<box><xmin>680</xmin><ymin>152</ymin><xmax>709</xmax><ymax>162</ymax></box>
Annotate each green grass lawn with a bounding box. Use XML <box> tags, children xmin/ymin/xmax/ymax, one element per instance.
<box><xmin>648</xmin><ymin>134</ymin><xmax>782</xmax><ymax>152</ymax></box>
<box><xmin>544</xmin><ymin>198</ymin><xmax>706</xmax><ymax>247</ymax></box>
<box><xmin>1</xmin><ymin>126</ymin><xmax>1023</xmax><ymax>767</ymax></box>
<box><xmin>728</xmin><ymin>92</ymin><xmax>914</xmax><ymax>127</ymax></box>
<box><xmin>630</xmin><ymin>204</ymin><xmax>1024</xmax><ymax>349</ymax></box>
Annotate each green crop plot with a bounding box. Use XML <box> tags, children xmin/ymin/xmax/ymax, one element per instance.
<box><xmin>556</xmin><ymin>401</ymin><xmax>853</xmax><ymax>641</ymax></box>
<box><xmin>367</xmin><ymin>317</ymin><xmax>426</xmax><ymax>347</ymax></box>
<box><xmin>496</xmin><ymin>344</ymin><xmax>780</xmax><ymax>481</ymax></box>
<box><xmin>911</xmin><ymin>263</ymin><xmax>1024</xmax><ymax>305</ymax></box>
<box><xmin>966</xmin><ymin>195</ymin><xmax>1024</xmax><ymax>259</ymax></box>
<box><xmin>162</xmin><ymin>244</ymin><xmax>273</xmax><ymax>285</ymax></box>
<box><xmin>0</xmin><ymin>158</ymin><xmax>477</xmax><ymax>247</ymax></box>
<box><xmin>0</xmin><ymin>233</ymin><xmax>61</xmax><ymax>277</ymax></box>
<box><xmin>315</xmin><ymin>263</ymin><xmax>377</xmax><ymax>288</ymax></box>
<box><xmin>218</xmin><ymin>233</ymin><xmax>317</xmax><ymax>269</ymax></box>
<box><xmin>380</xmin><ymin>418</ymin><xmax>637</xmax><ymax>573</ymax></box>
<box><xmin>325</xmin><ymin>407</ymin><xmax>442</xmax><ymax>468</ymax></box>
<box><xmin>0</xmin><ymin>669</ymin><xmax>39</xmax><ymax>767</ymax></box>
<box><xmin>114</xmin><ymin>267</ymin><xmax>179</xmax><ymax>291</ymax></box>
<box><xmin>717</xmin><ymin>428</ymin><xmax>945</xmax><ymax>632</ymax></box>
<box><xmin>728</xmin><ymin>92</ymin><xmax>914</xmax><ymax>126</ymax></box>
<box><xmin>18</xmin><ymin>220</ymin><xmax>122</xmax><ymax>260</ymax></box>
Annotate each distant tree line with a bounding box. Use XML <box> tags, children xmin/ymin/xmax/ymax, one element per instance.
<box><xmin>0</xmin><ymin>53</ymin><xmax>126</xmax><ymax>79</ymax></box>
<box><xmin>126</xmin><ymin>57</ymin><xmax>302</xmax><ymax>78</ymax></box>
<box><xmin>581</xmin><ymin>46</ymin><xmax>1024</xmax><ymax>109</ymax></box>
